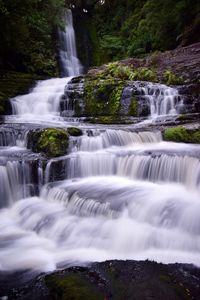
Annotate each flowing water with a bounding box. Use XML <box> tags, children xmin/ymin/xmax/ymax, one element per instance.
<box><xmin>58</xmin><ymin>9</ymin><xmax>83</xmax><ymax>77</ymax></box>
<box><xmin>0</xmin><ymin>10</ymin><xmax>200</xmax><ymax>272</ymax></box>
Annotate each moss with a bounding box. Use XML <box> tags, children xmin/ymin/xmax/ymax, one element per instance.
<box><xmin>45</xmin><ymin>273</ymin><xmax>104</xmax><ymax>300</ymax></box>
<box><xmin>67</xmin><ymin>127</ymin><xmax>83</xmax><ymax>136</ymax></box>
<box><xmin>163</xmin><ymin>70</ymin><xmax>184</xmax><ymax>85</ymax></box>
<box><xmin>33</xmin><ymin>128</ymin><xmax>69</xmax><ymax>157</ymax></box>
<box><xmin>128</xmin><ymin>96</ymin><xmax>138</xmax><ymax>116</ymax></box>
<box><xmin>89</xmin><ymin>116</ymin><xmax>118</xmax><ymax>124</ymax></box>
<box><xmin>74</xmin><ymin>100</ymin><xmax>82</xmax><ymax>116</ymax></box>
<box><xmin>163</xmin><ymin>127</ymin><xmax>200</xmax><ymax>143</ymax></box>
<box><xmin>84</xmin><ymin>76</ymin><xmax>123</xmax><ymax>116</ymax></box>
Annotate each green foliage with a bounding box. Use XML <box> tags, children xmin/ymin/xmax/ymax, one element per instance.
<box><xmin>107</xmin><ymin>63</ymin><xmax>132</xmax><ymax>80</ymax></box>
<box><xmin>34</xmin><ymin>128</ymin><xmax>69</xmax><ymax>157</ymax></box>
<box><xmin>164</xmin><ymin>127</ymin><xmax>200</xmax><ymax>144</ymax></box>
<box><xmin>0</xmin><ymin>0</ymin><xmax>65</xmax><ymax>74</ymax></box>
<box><xmin>163</xmin><ymin>70</ymin><xmax>184</xmax><ymax>85</ymax></box>
<box><xmin>103</xmin><ymin>63</ymin><xmax>157</xmax><ymax>82</ymax></box>
<box><xmin>129</xmin><ymin>68</ymin><xmax>157</xmax><ymax>82</ymax></box>
<box><xmin>93</xmin><ymin>0</ymin><xmax>200</xmax><ymax>61</ymax></box>
<box><xmin>100</xmin><ymin>35</ymin><xmax>124</xmax><ymax>61</ymax></box>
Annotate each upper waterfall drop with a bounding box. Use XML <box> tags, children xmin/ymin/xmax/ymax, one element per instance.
<box><xmin>58</xmin><ymin>9</ymin><xmax>83</xmax><ymax>77</ymax></box>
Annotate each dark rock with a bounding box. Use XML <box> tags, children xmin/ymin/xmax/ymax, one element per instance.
<box><xmin>1</xmin><ymin>260</ymin><xmax>200</xmax><ymax>300</ymax></box>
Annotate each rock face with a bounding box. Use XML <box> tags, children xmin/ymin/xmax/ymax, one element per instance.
<box><xmin>27</xmin><ymin>127</ymin><xmax>83</xmax><ymax>158</ymax></box>
<box><xmin>61</xmin><ymin>43</ymin><xmax>200</xmax><ymax>122</ymax></box>
<box><xmin>1</xmin><ymin>260</ymin><xmax>200</xmax><ymax>300</ymax></box>
<box><xmin>121</xmin><ymin>42</ymin><xmax>200</xmax><ymax>84</ymax></box>
<box><xmin>60</xmin><ymin>76</ymin><xmax>85</xmax><ymax>117</ymax></box>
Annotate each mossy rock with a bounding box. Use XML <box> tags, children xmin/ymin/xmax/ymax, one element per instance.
<box><xmin>128</xmin><ymin>96</ymin><xmax>138</xmax><ymax>116</ymax></box>
<box><xmin>30</xmin><ymin>128</ymin><xmax>69</xmax><ymax>157</ymax></box>
<box><xmin>163</xmin><ymin>127</ymin><xmax>200</xmax><ymax>143</ymax></box>
<box><xmin>67</xmin><ymin>127</ymin><xmax>83</xmax><ymax>136</ymax></box>
<box><xmin>84</xmin><ymin>76</ymin><xmax>124</xmax><ymax>116</ymax></box>
<box><xmin>45</xmin><ymin>273</ymin><xmax>104</xmax><ymax>300</ymax></box>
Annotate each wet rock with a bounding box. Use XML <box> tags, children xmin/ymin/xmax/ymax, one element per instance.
<box><xmin>1</xmin><ymin>260</ymin><xmax>200</xmax><ymax>300</ymax></box>
<box><xmin>61</xmin><ymin>77</ymin><xmax>85</xmax><ymax>117</ymax></box>
<box><xmin>27</xmin><ymin>128</ymin><xmax>69</xmax><ymax>158</ymax></box>
<box><xmin>67</xmin><ymin>127</ymin><xmax>83</xmax><ymax>136</ymax></box>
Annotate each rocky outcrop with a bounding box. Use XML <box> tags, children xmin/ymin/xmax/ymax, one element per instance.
<box><xmin>62</xmin><ymin>43</ymin><xmax>200</xmax><ymax>124</ymax></box>
<box><xmin>121</xmin><ymin>42</ymin><xmax>200</xmax><ymax>84</ymax></box>
<box><xmin>28</xmin><ymin>127</ymin><xmax>83</xmax><ymax>158</ymax></box>
<box><xmin>27</xmin><ymin>128</ymin><xmax>69</xmax><ymax>158</ymax></box>
<box><xmin>1</xmin><ymin>260</ymin><xmax>200</xmax><ymax>300</ymax></box>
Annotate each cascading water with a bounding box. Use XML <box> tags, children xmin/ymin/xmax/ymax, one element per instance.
<box><xmin>58</xmin><ymin>9</ymin><xmax>83</xmax><ymax>77</ymax></box>
<box><xmin>120</xmin><ymin>81</ymin><xmax>183</xmax><ymax>120</ymax></box>
<box><xmin>143</xmin><ymin>82</ymin><xmax>180</xmax><ymax>116</ymax></box>
<box><xmin>0</xmin><ymin>9</ymin><xmax>200</xmax><ymax>273</ymax></box>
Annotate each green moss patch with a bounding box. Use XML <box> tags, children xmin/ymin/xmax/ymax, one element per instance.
<box><xmin>31</xmin><ymin>128</ymin><xmax>69</xmax><ymax>157</ymax></box>
<box><xmin>67</xmin><ymin>127</ymin><xmax>83</xmax><ymax>136</ymax></box>
<box><xmin>164</xmin><ymin>127</ymin><xmax>200</xmax><ymax>144</ymax></box>
<box><xmin>45</xmin><ymin>273</ymin><xmax>104</xmax><ymax>300</ymax></box>
<box><xmin>128</xmin><ymin>96</ymin><xmax>138</xmax><ymax>116</ymax></box>
<box><xmin>84</xmin><ymin>76</ymin><xmax>124</xmax><ymax>116</ymax></box>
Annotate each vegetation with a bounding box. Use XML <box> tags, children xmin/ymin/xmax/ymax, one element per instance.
<box><xmin>128</xmin><ymin>97</ymin><xmax>138</xmax><ymax>116</ymax></box>
<box><xmin>92</xmin><ymin>0</ymin><xmax>200</xmax><ymax>63</ymax></box>
<box><xmin>164</xmin><ymin>127</ymin><xmax>200</xmax><ymax>144</ymax></box>
<box><xmin>31</xmin><ymin>128</ymin><xmax>69</xmax><ymax>157</ymax></box>
<box><xmin>163</xmin><ymin>70</ymin><xmax>184</xmax><ymax>85</ymax></box>
<box><xmin>84</xmin><ymin>73</ymin><xmax>124</xmax><ymax>116</ymax></box>
<box><xmin>67</xmin><ymin>127</ymin><xmax>83</xmax><ymax>136</ymax></box>
<box><xmin>45</xmin><ymin>273</ymin><xmax>104</xmax><ymax>300</ymax></box>
<box><xmin>0</xmin><ymin>0</ymin><xmax>65</xmax><ymax>75</ymax></box>
<box><xmin>1</xmin><ymin>0</ymin><xmax>199</xmax><ymax>73</ymax></box>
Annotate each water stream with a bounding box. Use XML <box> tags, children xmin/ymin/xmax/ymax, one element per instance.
<box><xmin>0</xmin><ymin>10</ymin><xmax>200</xmax><ymax>272</ymax></box>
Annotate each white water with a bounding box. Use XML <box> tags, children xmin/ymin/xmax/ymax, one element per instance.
<box><xmin>134</xmin><ymin>82</ymin><xmax>181</xmax><ymax>117</ymax></box>
<box><xmin>58</xmin><ymin>9</ymin><xmax>83</xmax><ymax>76</ymax></box>
<box><xmin>10</xmin><ymin>77</ymin><xmax>72</xmax><ymax>123</ymax></box>
<box><xmin>1</xmin><ymin>177</ymin><xmax>200</xmax><ymax>271</ymax></box>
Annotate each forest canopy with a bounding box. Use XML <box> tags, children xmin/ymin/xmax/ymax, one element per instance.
<box><xmin>0</xmin><ymin>0</ymin><xmax>65</xmax><ymax>74</ymax></box>
<box><xmin>0</xmin><ymin>0</ymin><xmax>199</xmax><ymax>74</ymax></box>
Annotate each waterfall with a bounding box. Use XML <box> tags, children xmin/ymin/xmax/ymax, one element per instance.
<box><xmin>120</xmin><ymin>81</ymin><xmax>182</xmax><ymax>118</ymax></box>
<box><xmin>58</xmin><ymin>9</ymin><xmax>83</xmax><ymax>77</ymax></box>
<box><xmin>78</xmin><ymin>129</ymin><xmax>162</xmax><ymax>151</ymax></box>
<box><xmin>9</xmin><ymin>9</ymin><xmax>82</xmax><ymax>122</ymax></box>
<box><xmin>143</xmin><ymin>82</ymin><xmax>180</xmax><ymax>116</ymax></box>
<box><xmin>0</xmin><ymin>8</ymin><xmax>200</xmax><ymax>272</ymax></box>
